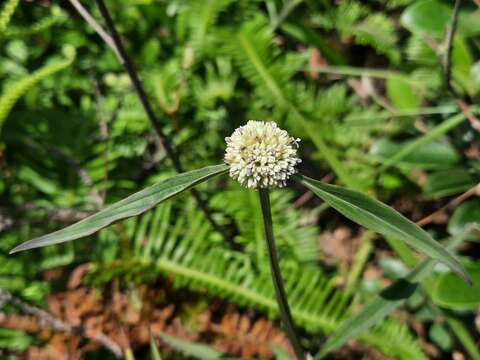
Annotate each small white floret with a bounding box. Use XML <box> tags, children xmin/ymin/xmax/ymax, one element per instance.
<box><xmin>224</xmin><ymin>121</ymin><xmax>301</xmax><ymax>189</ymax></box>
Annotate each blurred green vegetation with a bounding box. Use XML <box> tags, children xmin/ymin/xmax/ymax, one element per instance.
<box><xmin>0</xmin><ymin>0</ymin><xmax>479</xmax><ymax>359</ymax></box>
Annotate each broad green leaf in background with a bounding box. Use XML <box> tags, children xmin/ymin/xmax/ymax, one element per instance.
<box><xmin>451</xmin><ymin>37</ymin><xmax>477</xmax><ymax>96</ymax></box>
<box><xmin>295</xmin><ymin>175</ymin><xmax>471</xmax><ymax>284</ymax></box>
<box><xmin>432</xmin><ymin>262</ymin><xmax>480</xmax><ymax>309</ymax></box>
<box><xmin>386</xmin><ymin>75</ymin><xmax>421</xmax><ymax>110</ymax></box>
<box><xmin>400</xmin><ymin>0</ymin><xmax>451</xmax><ymax>37</ymax></box>
<box><xmin>429</xmin><ymin>323</ymin><xmax>453</xmax><ymax>352</ymax></box>
<box><xmin>448</xmin><ymin>199</ymin><xmax>480</xmax><ymax>236</ymax></box>
<box><xmin>10</xmin><ymin>164</ymin><xmax>228</xmax><ymax>253</ymax></box>
<box><xmin>401</xmin><ymin>0</ymin><xmax>480</xmax><ymax>38</ymax></box>
<box><xmin>370</xmin><ymin>139</ymin><xmax>460</xmax><ymax>170</ymax></box>
<box><xmin>375</xmin><ymin>112</ymin><xmax>467</xmax><ymax>171</ymax></box>
<box><xmin>424</xmin><ymin>169</ymin><xmax>477</xmax><ymax>199</ymax></box>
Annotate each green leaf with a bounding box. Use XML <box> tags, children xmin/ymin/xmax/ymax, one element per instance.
<box><xmin>429</xmin><ymin>323</ymin><xmax>453</xmax><ymax>351</ymax></box>
<box><xmin>432</xmin><ymin>262</ymin><xmax>480</xmax><ymax>309</ymax></box>
<box><xmin>424</xmin><ymin>169</ymin><xmax>477</xmax><ymax>199</ymax></box>
<box><xmin>401</xmin><ymin>0</ymin><xmax>480</xmax><ymax>39</ymax></box>
<box><xmin>316</xmin><ymin>260</ymin><xmax>431</xmax><ymax>359</ymax></box>
<box><xmin>158</xmin><ymin>332</ymin><xmax>223</xmax><ymax>359</ymax></box>
<box><xmin>10</xmin><ymin>164</ymin><xmax>228</xmax><ymax>253</ymax></box>
<box><xmin>400</xmin><ymin>0</ymin><xmax>451</xmax><ymax>37</ymax></box>
<box><xmin>448</xmin><ymin>199</ymin><xmax>480</xmax><ymax>236</ymax></box>
<box><xmin>295</xmin><ymin>175</ymin><xmax>471</xmax><ymax>284</ymax></box>
<box><xmin>371</xmin><ymin>139</ymin><xmax>460</xmax><ymax>170</ymax></box>
<box><xmin>315</xmin><ymin>227</ymin><xmax>477</xmax><ymax>359</ymax></box>
<box><xmin>386</xmin><ymin>75</ymin><xmax>420</xmax><ymax>110</ymax></box>
<box><xmin>150</xmin><ymin>333</ymin><xmax>163</xmax><ymax>360</ymax></box>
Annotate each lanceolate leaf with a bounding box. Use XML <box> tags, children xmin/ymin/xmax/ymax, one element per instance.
<box><xmin>315</xmin><ymin>226</ymin><xmax>478</xmax><ymax>359</ymax></box>
<box><xmin>295</xmin><ymin>175</ymin><xmax>471</xmax><ymax>284</ymax></box>
<box><xmin>316</xmin><ymin>260</ymin><xmax>431</xmax><ymax>359</ymax></box>
<box><xmin>10</xmin><ymin>164</ymin><xmax>228</xmax><ymax>253</ymax></box>
<box><xmin>158</xmin><ymin>332</ymin><xmax>224</xmax><ymax>359</ymax></box>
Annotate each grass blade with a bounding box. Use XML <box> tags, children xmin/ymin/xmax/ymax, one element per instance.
<box><xmin>150</xmin><ymin>332</ymin><xmax>163</xmax><ymax>360</ymax></box>
<box><xmin>10</xmin><ymin>164</ymin><xmax>228</xmax><ymax>253</ymax></box>
<box><xmin>295</xmin><ymin>175</ymin><xmax>471</xmax><ymax>284</ymax></box>
<box><xmin>158</xmin><ymin>332</ymin><xmax>223</xmax><ymax>359</ymax></box>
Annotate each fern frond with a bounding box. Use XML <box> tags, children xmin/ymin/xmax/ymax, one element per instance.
<box><xmin>4</xmin><ymin>6</ymin><xmax>66</xmax><ymax>37</ymax></box>
<box><xmin>405</xmin><ymin>36</ymin><xmax>438</xmax><ymax>66</ymax></box>
<box><xmin>213</xmin><ymin>188</ymin><xmax>319</xmax><ymax>263</ymax></box>
<box><xmin>113</xmin><ymin>198</ymin><xmax>427</xmax><ymax>359</ymax></box>
<box><xmin>225</xmin><ymin>16</ymin><xmax>359</xmax><ymax>189</ymax></box>
<box><xmin>313</xmin><ymin>3</ymin><xmax>399</xmax><ymax>63</ymax></box>
<box><xmin>367</xmin><ymin>319</ymin><xmax>428</xmax><ymax>360</ymax></box>
<box><xmin>0</xmin><ymin>0</ymin><xmax>19</xmax><ymax>34</ymax></box>
<box><xmin>224</xmin><ymin>15</ymin><xmax>293</xmax><ymax>107</ymax></box>
<box><xmin>187</xmin><ymin>0</ymin><xmax>234</xmax><ymax>56</ymax></box>
<box><xmin>0</xmin><ymin>46</ymin><xmax>76</xmax><ymax>134</ymax></box>
<box><xmin>352</xmin><ymin>13</ymin><xmax>399</xmax><ymax>63</ymax></box>
<box><xmin>192</xmin><ymin>58</ymin><xmax>237</xmax><ymax>106</ymax></box>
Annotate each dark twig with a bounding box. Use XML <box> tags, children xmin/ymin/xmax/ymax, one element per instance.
<box><xmin>457</xmin><ymin>99</ymin><xmax>480</xmax><ymax>132</ymax></box>
<box><xmin>67</xmin><ymin>0</ymin><xmax>121</xmax><ymax>61</ymax></box>
<box><xmin>442</xmin><ymin>0</ymin><xmax>480</xmax><ymax>133</ymax></box>
<box><xmin>72</xmin><ymin>0</ymin><xmax>233</xmax><ymax>245</ymax></box>
<box><xmin>94</xmin><ymin>0</ymin><xmax>181</xmax><ymax>172</ymax></box>
<box><xmin>0</xmin><ymin>288</ymin><xmax>123</xmax><ymax>358</ymax></box>
<box><xmin>416</xmin><ymin>184</ymin><xmax>479</xmax><ymax>227</ymax></box>
<box><xmin>443</xmin><ymin>0</ymin><xmax>462</xmax><ymax>96</ymax></box>
<box><xmin>259</xmin><ymin>189</ymin><xmax>305</xmax><ymax>360</ymax></box>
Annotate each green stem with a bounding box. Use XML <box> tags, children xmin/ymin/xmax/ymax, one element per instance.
<box><xmin>445</xmin><ymin>313</ymin><xmax>480</xmax><ymax>360</ymax></box>
<box><xmin>379</xmin><ymin>112</ymin><xmax>466</xmax><ymax>171</ymax></box>
<box><xmin>258</xmin><ymin>188</ymin><xmax>305</xmax><ymax>360</ymax></box>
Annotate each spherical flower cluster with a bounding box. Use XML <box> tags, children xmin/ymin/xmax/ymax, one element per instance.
<box><xmin>224</xmin><ymin>121</ymin><xmax>301</xmax><ymax>189</ymax></box>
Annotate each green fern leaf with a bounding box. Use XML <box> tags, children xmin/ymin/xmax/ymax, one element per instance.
<box><xmin>225</xmin><ymin>16</ymin><xmax>359</xmax><ymax>189</ymax></box>
<box><xmin>187</xmin><ymin>0</ymin><xmax>234</xmax><ymax>56</ymax></box>
<box><xmin>0</xmin><ymin>46</ymin><xmax>76</xmax><ymax>134</ymax></box>
<box><xmin>0</xmin><ymin>0</ymin><xmax>19</xmax><ymax>34</ymax></box>
<box><xmin>115</xmin><ymin>199</ymin><xmax>427</xmax><ymax>359</ymax></box>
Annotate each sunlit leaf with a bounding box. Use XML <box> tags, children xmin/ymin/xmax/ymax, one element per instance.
<box><xmin>295</xmin><ymin>175</ymin><xmax>470</xmax><ymax>284</ymax></box>
<box><xmin>448</xmin><ymin>199</ymin><xmax>480</xmax><ymax>236</ymax></box>
<box><xmin>10</xmin><ymin>164</ymin><xmax>228</xmax><ymax>253</ymax></box>
<box><xmin>432</xmin><ymin>262</ymin><xmax>480</xmax><ymax>309</ymax></box>
<box><xmin>401</xmin><ymin>0</ymin><xmax>451</xmax><ymax>37</ymax></box>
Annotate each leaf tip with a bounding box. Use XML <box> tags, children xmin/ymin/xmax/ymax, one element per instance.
<box><xmin>9</xmin><ymin>240</ymin><xmax>34</xmax><ymax>254</ymax></box>
<box><xmin>455</xmin><ymin>266</ymin><xmax>472</xmax><ymax>286</ymax></box>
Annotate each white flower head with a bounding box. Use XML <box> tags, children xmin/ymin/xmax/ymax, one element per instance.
<box><xmin>224</xmin><ymin>121</ymin><xmax>301</xmax><ymax>189</ymax></box>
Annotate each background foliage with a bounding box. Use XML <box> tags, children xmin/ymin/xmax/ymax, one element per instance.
<box><xmin>0</xmin><ymin>0</ymin><xmax>479</xmax><ymax>359</ymax></box>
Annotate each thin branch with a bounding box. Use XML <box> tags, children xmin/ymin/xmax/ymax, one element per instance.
<box><xmin>443</xmin><ymin>0</ymin><xmax>462</xmax><ymax>96</ymax></box>
<box><xmin>457</xmin><ymin>99</ymin><xmax>480</xmax><ymax>133</ymax></box>
<box><xmin>0</xmin><ymin>289</ymin><xmax>123</xmax><ymax>358</ymax></box>
<box><xmin>270</xmin><ymin>0</ymin><xmax>304</xmax><ymax>31</ymax></box>
<box><xmin>259</xmin><ymin>189</ymin><xmax>305</xmax><ymax>360</ymax></box>
<box><xmin>67</xmin><ymin>0</ymin><xmax>121</xmax><ymax>61</ymax></box>
<box><xmin>69</xmin><ymin>0</ymin><xmax>235</xmax><ymax>245</ymax></box>
<box><xmin>94</xmin><ymin>0</ymin><xmax>182</xmax><ymax>172</ymax></box>
<box><xmin>441</xmin><ymin>0</ymin><xmax>480</xmax><ymax>134</ymax></box>
<box><xmin>416</xmin><ymin>184</ymin><xmax>479</xmax><ymax>227</ymax></box>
